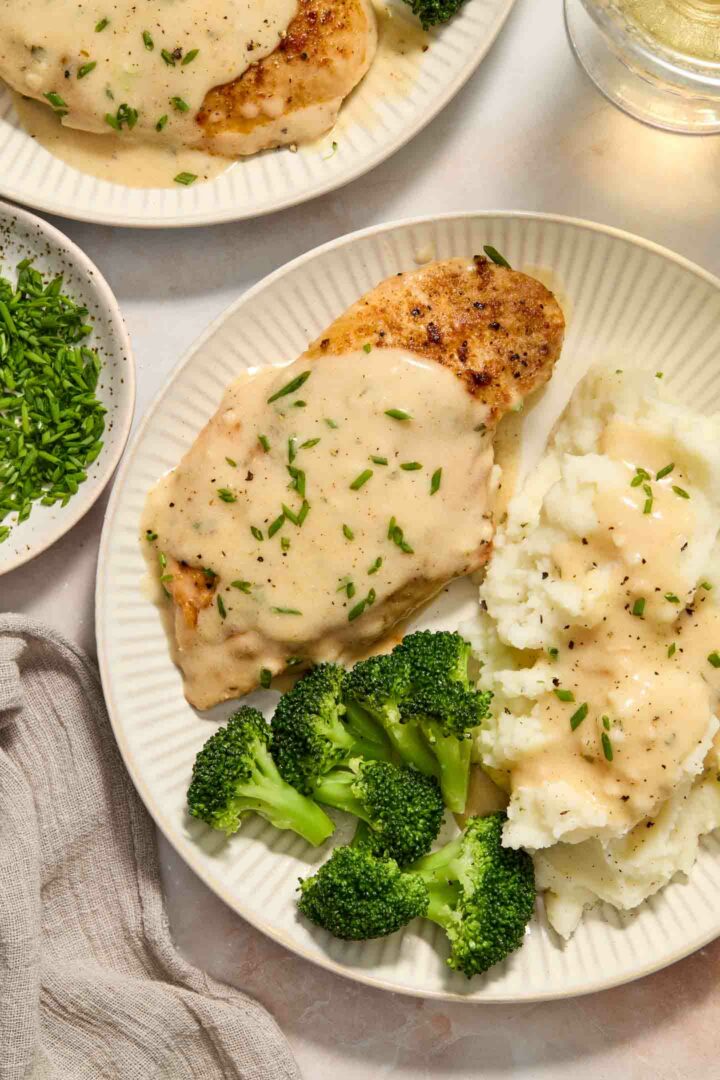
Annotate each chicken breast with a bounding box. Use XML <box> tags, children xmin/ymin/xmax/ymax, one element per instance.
<box><xmin>144</xmin><ymin>257</ymin><xmax>565</xmax><ymax>709</ymax></box>
<box><xmin>197</xmin><ymin>0</ymin><xmax>377</xmax><ymax>156</ymax></box>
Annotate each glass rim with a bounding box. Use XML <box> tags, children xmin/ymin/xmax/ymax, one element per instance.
<box><xmin>578</xmin><ymin>0</ymin><xmax>720</xmax><ymax>82</ymax></box>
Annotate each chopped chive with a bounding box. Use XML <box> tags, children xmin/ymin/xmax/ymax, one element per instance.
<box><xmin>174</xmin><ymin>172</ymin><xmax>197</xmax><ymax>186</ymax></box>
<box><xmin>170</xmin><ymin>96</ymin><xmax>189</xmax><ymax>112</ymax></box>
<box><xmin>159</xmin><ymin>573</ymin><xmax>174</xmax><ymax>583</ymax></box>
<box><xmin>642</xmin><ymin>483</ymin><xmax>652</xmax><ymax>497</ymax></box>
<box><xmin>272</xmin><ymin>606</ymin><xmax>302</xmax><ymax>616</ymax></box>
<box><xmin>297</xmin><ymin>500</ymin><xmax>310</xmax><ymax>526</ymax></box>
<box><xmin>362</xmin><ymin>343</ymin><xmax>372</xmax><ymax>353</ymax></box>
<box><xmin>346</xmin><ymin>581</ymin><xmax>356</xmax><ymax>598</ymax></box>
<box><xmin>569</xmin><ymin>703</ymin><xmax>588</xmax><ymax>730</ymax></box>
<box><xmin>602</xmin><ymin>715</ymin><xmax>611</xmax><ymax>731</ymax></box>
<box><xmin>268</xmin><ymin>513</ymin><xmax>285</xmax><ymax>538</ymax></box>
<box><xmin>348</xmin><ymin>599</ymin><xmax>367</xmax><ymax>622</ymax></box>
<box><xmin>281</xmin><ymin>502</ymin><xmax>299</xmax><ymax>525</ymax></box>
<box><xmin>701</xmin><ymin>581</ymin><xmax>713</xmax><ymax>591</ymax></box>
<box><xmin>202</xmin><ymin>567</ymin><xmax>217</xmax><ymax>580</ymax></box>
<box><xmin>286</xmin><ymin>656</ymin><xmax>302</xmax><ymax>666</ymax></box>
<box><xmin>656</xmin><ymin>463</ymin><xmax>674</xmax><ymax>480</ymax></box>
<box><xmin>368</xmin><ymin>557</ymin><xmax>382</xmax><ymax>575</ymax></box>
<box><xmin>250</xmin><ymin>525</ymin><xmax>263</xmax><ymax>541</ymax></box>
<box><xmin>44</xmin><ymin>91</ymin><xmax>68</xmax><ymax>112</ymax></box>
<box><xmin>161</xmin><ymin>48</ymin><xmax>176</xmax><ymax>65</ymax></box>
<box><xmin>430</xmin><ymin>468</ymin><xmax>442</xmax><ymax>495</ymax></box>
<box><xmin>105</xmin><ymin>103</ymin><xmax>138</xmax><ymax>130</ymax></box>
<box><xmin>267</xmin><ymin>370</ymin><xmax>311</xmax><ymax>404</ymax></box>
<box><xmin>708</xmin><ymin>652</ymin><xmax>720</xmax><ymax>668</ymax></box>
<box><xmin>288</xmin><ymin>437</ymin><xmax>297</xmax><ymax>464</ymax></box>
<box><xmin>300</xmin><ymin>438</ymin><xmax>320</xmax><ymax>450</ymax></box>
<box><xmin>142</xmin><ymin>30</ymin><xmax>154</xmax><ymax>49</ymax></box>
<box><xmin>601</xmin><ymin>732</ymin><xmax>613</xmax><ymax>762</ymax></box>
<box><xmin>258</xmin><ymin>434</ymin><xmax>270</xmax><ymax>452</ymax></box>
<box><xmin>325</xmin><ymin>418</ymin><xmax>339</xmax><ymax>429</ymax></box>
<box><xmin>259</xmin><ymin>667</ymin><xmax>272</xmax><ymax>688</ymax></box>
<box><xmin>643</xmin><ymin>497</ymin><xmax>653</xmax><ymax>515</ymax></box>
<box><xmin>667</xmin><ymin>643</ymin><xmax>676</xmax><ymax>658</ymax></box>
<box><xmin>77</xmin><ymin>61</ymin><xmax>97</xmax><ymax>79</ymax></box>
<box><xmin>145</xmin><ymin>529</ymin><xmax>158</xmax><ymax>541</ymax></box>
<box><xmin>632</xmin><ymin>598</ymin><xmax>646</xmax><ymax>617</ymax></box>
<box><xmin>182</xmin><ymin>48</ymin><xmax>199</xmax><ymax>65</ymax></box>
<box><xmin>483</xmin><ymin>245</ymin><xmax>511</xmax><ymax>269</ymax></box>
<box><xmin>554</xmin><ymin>688</ymin><xmax>575</xmax><ymax>702</ymax></box>
<box><xmin>385</xmin><ymin>408</ymin><xmax>411</xmax><ymax>421</ymax></box>
<box><xmin>400</xmin><ymin>462</ymin><xmax>422</xmax><ymax>471</ymax></box>
<box><xmin>367</xmin><ymin>588</ymin><xmax>376</xmax><ymax>605</ymax></box>
<box><xmin>548</xmin><ymin>647</ymin><xmax>559</xmax><ymax>659</ymax></box>
<box><xmin>287</xmin><ymin>466</ymin><xmax>306</xmax><ymax>497</ymax></box>
<box><xmin>665</xmin><ymin>593</ymin><xmax>680</xmax><ymax>603</ymax></box>
<box><xmin>350</xmin><ymin>469</ymin><xmax>373</xmax><ymax>491</ymax></box>
<box><xmin>217</xmin><ymin>488</ymin><xmax>236</xmax><ymax>503</ymax></box>
<box><xmin>225</xmin><ymin>457</ymin><xmax>237</xmax><ymax>467</ymax></box>
<box><xmin>158</xmin><ymin>552</ymin><xmax>167</xmax><ymax>569</ymax></box>
<box><xmin>343</xmin><ymin>524</ymin><xmax>354</xmax><ymax>540</ymax></box>
<box><xmin>281</xmin><ymin>536</ymin><xmax>291</xmax><ymax>552</ymax></box>
<box><xmin>370</xmin><ymin>455</ymin><xmax>388</xmax><ymax>465</ymax></box>
<box><xmin>95</xmin><ymin>17</ymin><xmax>109</xmax><ymax>31</ymax></box>
<box><xmin>217</xmin><ymin>595</ymin><xmax>227</xmax><ymax>619</ymax></box>
<box><xmin>155</xmin><ymin>114</ymin><xmax>168</xmax><ymax>131</ymax></box>
<box><xmin>672</xmin><ymin>485</ymin><xmax>690</xmax><ymax>499</ymax></box>
<box><xmin>293</xmin><ymin>400</ymin><xmax>306</xmax><ymax>408</ymax></box>
<box><xmin>231</xmin><ymin>580</ymin><xmax>252</xmax><ymax>593</ymax></box>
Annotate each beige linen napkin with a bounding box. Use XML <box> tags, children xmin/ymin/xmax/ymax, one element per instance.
<box><xmin>0</xmin><ymin>615</ymin><xmax>300</xmax><ymax>1080</ymax></box>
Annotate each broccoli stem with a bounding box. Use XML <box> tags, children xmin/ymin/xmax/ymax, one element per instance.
<box><xmin>237</xmin><ymin>741</ymin><xmax>335</xmax><ymax>845</ymax></box>
<box><xmin>418</xmin><ymin>720</ymin><xmax>472</xmax><ymax>813</ymax></box>
<box><xmin>344</xmin><ymin>702</ymin><xmax>394</xmax><ymax>759</ymax></box>
<box><xmin>349</xmin><ymin>700</ymin><xmax>438</xmax><ymax>777</ymax></box>
<box><xmin>311</xmin><ymin>770</ymin><xmax>371</xmax><ymax>822</ymax></box>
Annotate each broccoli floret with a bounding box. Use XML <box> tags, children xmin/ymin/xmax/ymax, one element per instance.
<box><xmin>187</xmin><ymin>706</ymin><xmax>334</xmax><ymax>846</ymax></box>
<box><xmin>402</xmin><ymin>0</ymin><xmax>466</xmax><ymax>30</ymax></box>
<box><xmin>297</xmin><ymin>845</ymin><xmax>429</xmax><ymax>939</ymax></box>
<box><xmin>394</xmin><ymin>632</ymin><xmax>493</xmax><ymax>812</ymax></box>
<box><xmin>413</xmin><ymin>813</ymin><xmax>535</xmax><ymax>977</ymax></box>
<box><xmin>311</xmin><ymin>759</ymin><xmax>445</xmax><ymax>864</ymax></box>
<box><xmin>343</xmin><ymin>653</ymin><xmax>439</xmax><ymax>778</ymax></box>
<box><xmin>271</xmin><ymin>663</ymin><xmax>392</xmax><ymax>792</ymax></box>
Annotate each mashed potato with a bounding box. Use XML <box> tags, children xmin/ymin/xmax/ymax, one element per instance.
<box><xmin>464</xmin><ymin>367</ymin><xmax>720</xmax><ymax>937</ymax></box>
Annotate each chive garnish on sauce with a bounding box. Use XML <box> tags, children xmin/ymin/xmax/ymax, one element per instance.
<box><xmin>601</xmin><ymin>732</ymin><xmax>614</xmax><ymax>762</ymax></box>
<box><xmin>174</xmin><ymin>172</ymin><xmax>197</xmax><ymax>186</ymax></box>
<box><xmin>400</xmin><ymin>462</ymin><xmax>422</xmax><ymax>471</ymax></box>
<box><xmin>370</xmin><ymin>455</ymin><xmax>388</xmax><ymax>465</ymax></box>
<box><xmin>570</xmin><ymin>703</ymin><xmax>588</xmax><ymax>730</ymax></box>
<box><xmin>632</xmin><ymin>598</ymin><xmax>646</xmax><ymax>617</ymax></box>
<box><xmin>77</xmin><ymin>62</ymin><xmax>97</xmax><ymax>79</ymax></box>
<box><xmin>368</xmin><ymin>557</ymin><xmax>382</xmax><ymax>575</ymax></box>
<box><xmin>665</xmin><ymin>593</ymin><xmax>680</xmax><ymax>603</ymax></box>
<box><xmin>385</xmin><ymin>408</ymin><xmax>411</xmax><ymax>421</ymax></box>
<box><xmin>343</xmin><ymin>524</ymin><xmax>354</xmax><ymax>540</ymax></box>
<box><xmin>250</xmin><ymin>525</ymin><xmax>263</xmax><ymax>541</ymax></box>
<box><xmin>554</xmin><ymin>688</ymin><xmax>574</xmax><ymax>702</ymax></box>
<box><xmin>667</xmin><ymin>642</ymin><xmax>676</xmax><ymax>658</ymax></box>
<box><xmin>430</xmin><ymin>468</ymin><xmax>442</xmax><ymax>495</ymax></box>
<box><xmin>708</xmin><ymin>652</ymin><xmax>720</xmax><ymax>668</ymax></box>
<box><xmin>95</xmin><ymin>16</ymin><xmax>109</xmax><ymax>31</ymax></box>
<box><xmin>300</xmin><ymin>438</ymin><xmax>320</xmax><ymax>450</ymax></box>
<box><xmin>145</xmin><ymin>529</ymin><xmax>158</xmax><ymax>541</ymax></box>
<box><xmin>231</xmin><ymin>580</ymin><xmax>252</xmax><ymax>592</ymax></box>
<box><xmin>350</xmin><ymin>469</ymin><xmax>373</xmax><ymax>491</ymax></box>
<box><xmin>258</xmin><ymin>434</ymin><xmax>270</xmax><ymax>452</ymax></box>
<box><xmin>267</xmin><ymin>370</ymin><xmax>311</xmax><ymax>404</ymax></box>
<box><xmin>155</xmin><ymin>114</ymin><xmax>168</xmax><ymax>131</ymax></box>
<box><xmin>259</xmin><ymin>668</ymin><xmax>272</xmax><ymax>688</ymax></box>
<box><xmin>268</xmin><ymin>513</ymin><xmax>285</xmax><ymax>538</ymax></box>
<box><xmin>656</xmin><ymin>463</ymin><xmax>674</xmax><ymax>480</ymax></box>
<box><xmin>142</xmin><ymin>30</ymin><xmax>154</xmax><ymax>49</ymax></box>
<box><xmin>272</xmin><ymin>606</ymin><xmax>302</xmax><ymax>616</ymax></box>
<box><xmin>672</xmin><ymin>485</ymin><xmax>690</xmax><ymax>499</ymax></box>
<box><xmin>170</xmin><ymin>96</ymin><xmax>190</xmax><ymax>112</ymax></box>
<box><xmin>182</xmin><ymin>48</ymin><xmax>199</xmax><ymax>65</ymax></box>
<box><xmin>217</xmin><ymin>595</ymin><xmax>227</xmax><ymax>619</ymax></box>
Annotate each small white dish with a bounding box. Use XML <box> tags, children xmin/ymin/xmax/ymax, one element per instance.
<box><xmin>0</xmin><ymin>200</ymin><xmax>134</xmax><ymax>574</ymax></box>
<box><xmin>0</xmin><ymin>0</ymin><xmax>514</xmax><ymax>228</ymax></box>
<box><xmin>97</xmin><ymin>212</ymin><xmax>720</xmax><ymax>1001</ymax></box>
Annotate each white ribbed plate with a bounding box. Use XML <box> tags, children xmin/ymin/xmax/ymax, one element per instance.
<box><xmin>0</xmin><ymin>0</ymin><xmax>513</xmax><ymax>228</ymax></box>
<box><xmin>0</xmin><ymin>200</ymin><xmax>134</xmax><ymax>574</ymax></box>
<box><xmin>97</xmin><ymin>213</ymin><xmax>720</xmax><ymax>1000</ymax></box>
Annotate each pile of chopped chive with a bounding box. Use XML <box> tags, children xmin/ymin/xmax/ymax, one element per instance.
<box><xmin>0</xmin><ymin>260</ymin><xmax>105</xmax><ymax>543</ymax></box>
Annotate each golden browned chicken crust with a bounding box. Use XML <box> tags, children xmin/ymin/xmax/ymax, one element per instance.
<box><xmin>305</xmin><ymin>256</ymin><xmax>565</xmax><ymax>422</ymax></box>
<box><xmin>197</xmin><ymin>0</ymin><xmax>377</xmax><ymax>155</ymax></box>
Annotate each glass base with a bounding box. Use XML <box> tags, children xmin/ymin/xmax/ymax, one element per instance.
<box><xmin>564</xmin><ymin>0</ymin><xmax>720</xmax><ymax>134</ymax></box>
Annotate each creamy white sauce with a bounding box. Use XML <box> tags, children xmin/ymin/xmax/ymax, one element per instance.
<box><xmin>514</xmin><ymin>418</ymin><xmax>720</xmax><ymax>832</ymax></box>
<box><xmin>0</xmin><ymin>0</ymin><xmax>297</xmax><ymax>145</ymax></box>
<box><xmin>13</xmin><ymin>91</ymin><xmax>231</xmax><ymax>187</ymax></box>
<box><xmin>144</xmin><ymin>349</ymin><xmax>494</xmax><ymax>709</ymax></box>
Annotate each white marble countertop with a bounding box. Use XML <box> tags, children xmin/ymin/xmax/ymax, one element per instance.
<box><xmin>4</xmin><ymin>0</ymin><xmax>720</xmax><ymax>1075</ymax></box>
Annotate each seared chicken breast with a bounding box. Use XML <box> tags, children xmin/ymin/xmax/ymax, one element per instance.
<box><xmin>198</xmin><ymin>0</ymin><xmax>377</xmax><ymax>156</ymax></box>
<box><xmin>145</xmin><ymin>257</ymin><xmax>565</xmax><ymax>709</ymax></box>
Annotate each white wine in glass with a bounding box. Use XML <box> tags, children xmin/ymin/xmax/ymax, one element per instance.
<box><xmin>565</xmin><ymin>0</ymin><xmax>720</xmax><ymax>133</ymax></box>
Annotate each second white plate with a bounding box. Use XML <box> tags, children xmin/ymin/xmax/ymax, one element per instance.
<box><xmin>97</xmin><ymin>212</ymin><xmax>720</xmax><ymax>1001</ymax></box>
<box><xmin>0</xmin><ymin>0</ymin><xmax>514</xmax><ymax>227</ymax></box>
